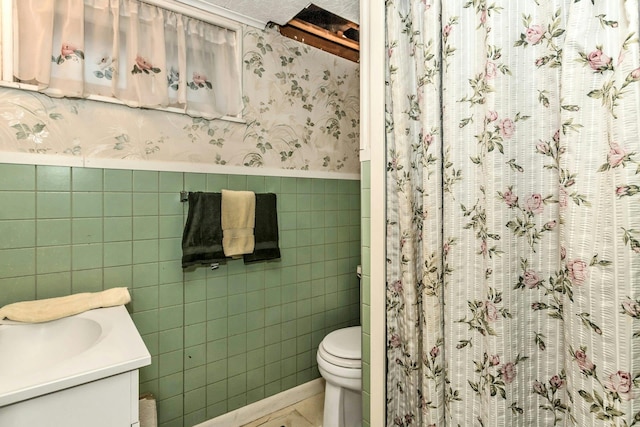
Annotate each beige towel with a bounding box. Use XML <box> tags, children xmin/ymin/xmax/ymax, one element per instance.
<box><xmin>221</xmin><ymin>189</ymin><xmax>256</xmax><ymax>258</ymax></box>
<box><xmin>0</xmin><ymin>287</ymin><xmax>131</xmax><ymax>323</ymax></box>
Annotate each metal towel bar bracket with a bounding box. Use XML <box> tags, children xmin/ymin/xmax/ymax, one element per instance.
<box><xmin>180</xmin><ymin>191</ymin><xmax>188</xmax><ymax>202</ymax></box>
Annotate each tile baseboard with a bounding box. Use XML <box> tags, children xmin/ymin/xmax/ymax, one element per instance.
<box><xmin>194</xmin><ymin>378</ymin><xmax>325</xmax><ymax>427</ymax></box>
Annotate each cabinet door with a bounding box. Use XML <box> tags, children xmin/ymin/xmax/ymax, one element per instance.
<box><xmin>0</xmin><ymin>371</ymin><xmax>138</xmax><ymax>427</ymax></box>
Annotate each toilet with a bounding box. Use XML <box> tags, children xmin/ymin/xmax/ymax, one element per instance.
<box><xmin>316</xmin><ymin>325</ymin><xmax>362</xmax><ymax>427</ymax></box>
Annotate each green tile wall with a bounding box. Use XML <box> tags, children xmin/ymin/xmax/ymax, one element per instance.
<box><xmin>0</xmin><ymin>163</ymin><xmax>361</xmax><ymax>427</ymax></box>
<box><xmin>360</xmin><ymin>160</ymin><xmax>371</xmax><ymax>427</ymax></box>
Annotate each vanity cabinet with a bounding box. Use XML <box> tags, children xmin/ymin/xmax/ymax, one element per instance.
<box><xmin>0</xmin><ymin>306</ymin><xmax>150</xmax><ymax>427</ymax></box>
<box><xmin>0</xmin><ymin>370</ymin><xmax>141</xmax><ymax>427</ymax></box>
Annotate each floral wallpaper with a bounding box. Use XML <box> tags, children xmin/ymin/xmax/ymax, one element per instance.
<box><xmin>0</xmin><ymin>25</ymin><xmax>360</xmax><ymax>175</ymax></box>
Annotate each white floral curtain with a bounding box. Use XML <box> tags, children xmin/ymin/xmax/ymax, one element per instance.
<box><xmin>13</xmin><ymin>0</ymin><xmax>242</xmax><ymax>119</ymax></box>
<box><xmin>386</xmin><ymin>0</ymin><xmax>640</xmax><ymax>425</ymax></box>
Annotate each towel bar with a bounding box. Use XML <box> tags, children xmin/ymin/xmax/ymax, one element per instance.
<box><xmin>180</xmin><ymin>191</ymin><xmax>188</xmax><ymax>202</ymax></box>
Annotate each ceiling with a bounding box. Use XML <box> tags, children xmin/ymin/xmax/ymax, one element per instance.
<box><xmin>177</xmin><ymin>0</ymin><xmax>359</xmax><ymax>28</ymax></box>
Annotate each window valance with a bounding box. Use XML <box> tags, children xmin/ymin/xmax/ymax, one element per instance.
<box><xmin>12</xmin><ymin>0</ymin><xmax>243</xmax><ymax>119</ymax></box>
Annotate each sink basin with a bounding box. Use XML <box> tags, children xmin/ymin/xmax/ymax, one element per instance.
<box><xmin>0</xmin><ymin>317</ymin><xmax>102</xmax><ymax>377</ymax></box>
<box><xmin>0</xmin><ymin>305</ymin><xmax>151</xmax><ymax>407</ymax></box>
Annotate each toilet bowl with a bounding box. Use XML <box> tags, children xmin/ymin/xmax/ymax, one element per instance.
<box><xmin>317</xmin><ymin>326</ymin><xmax>362</xmax><ymax>427</ymax></box>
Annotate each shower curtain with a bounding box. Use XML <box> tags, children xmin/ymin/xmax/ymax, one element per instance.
<box><xmin>385</xmin><ymin>1</ymin><xmax>640</xmax><ymax>426</ymax></box>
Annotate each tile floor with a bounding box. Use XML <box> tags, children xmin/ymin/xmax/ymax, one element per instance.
<box><xmin>240</xmin><ymin>392</ymin><xmax>324</xmax><ymax>427</ymax></box>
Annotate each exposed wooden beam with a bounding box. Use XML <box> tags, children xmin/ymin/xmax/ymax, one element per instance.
<box><xmin>278</xmin><ymin>24</ymin><xmax>359</xmax><ymax>63</ymax></box>
<box><xmin>287</xmin><ymin>18</ymin><xmax>359</xmax><ymax>51</ymax></box>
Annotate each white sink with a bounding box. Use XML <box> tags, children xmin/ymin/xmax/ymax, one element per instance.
<box><xmin>0</xmin><ymin>305</ymin><xmax>151</xmax><ymax>407</ymax></box>
<box><xmin>0</xmin><ymin>317</ymin><xmax>102</xmax><ymax>377</ymax></box>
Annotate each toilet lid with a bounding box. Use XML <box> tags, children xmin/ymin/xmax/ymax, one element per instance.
<box><xmin>321</xmin><ymin>326</ymin><xmax>361</xmax><ymax>360</ymax></box>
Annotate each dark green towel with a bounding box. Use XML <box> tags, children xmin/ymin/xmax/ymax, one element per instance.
<box><xmin>182</xmin><ymin>192</ymin><xmax>227</xmax><ymax>268</ymax></box>
<box><xmin>244</xmin><ymin>193</ymin><xmax>281</xmax><ymax>264</ymax></box>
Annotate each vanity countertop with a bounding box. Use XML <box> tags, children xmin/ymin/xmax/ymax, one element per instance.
<box><xmin>0</xmin><ymin>305</ymin><xmax>150</xmax><ymax>407</ymax></box>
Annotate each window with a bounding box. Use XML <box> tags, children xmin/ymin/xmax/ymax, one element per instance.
<box><xmin>1</xmin><ymin>0</ymin><xmax>243</xmax><ymax>121</ymax></box>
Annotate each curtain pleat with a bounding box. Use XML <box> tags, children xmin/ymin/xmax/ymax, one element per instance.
<box><xmin>14</xmin><ymin>0</ymin><xmax>55</xmax><ymax>87</ymax></box>
<box><xmin>13</xmin><ymin>0</ymin><xmax>241</xmax><ymax>119</ymax></box>
<box><xmin>46</xmin><ymin>0</ymin><xmax>85</xmax><ymax>97</ymax></box>
<box><xmin>386</xmin><ymin>0</ymin><xmax>640</xmax><ymax>425</ymax></box>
